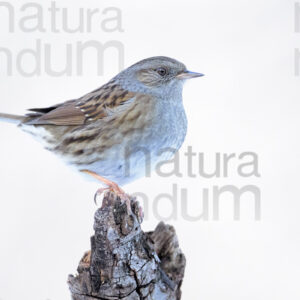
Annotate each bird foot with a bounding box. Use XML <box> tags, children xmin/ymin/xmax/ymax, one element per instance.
<box><xmin>94</xmin><ymin>186</ymin><xmax>131</xmax><ymax>213</ymax></box>
<box><xmin>81</xmin><ymin>169</ymin><xmax>133</xmax><ymax>214</ymax></box>
<box><xmin>94</xmin><ymin>187</ymin><xmax>132</xmax><ymax>213</ymax></box>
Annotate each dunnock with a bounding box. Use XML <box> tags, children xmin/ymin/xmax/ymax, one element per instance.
<box><xmin>0</xmin><ymin>56</ymin><xmax>204</xmax><ymax>201</ymax></box>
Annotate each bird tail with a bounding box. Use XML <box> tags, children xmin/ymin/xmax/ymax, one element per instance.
<box><xmin>0</xmin><ymin>113</ymin><xmax>25</xmax><ymax>124</ymax></box>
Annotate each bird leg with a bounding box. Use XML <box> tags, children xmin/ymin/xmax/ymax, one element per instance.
<box><xmin>80</xmin><ymin>169</ymin><xmax>131</xmax><ymax>212</ymax></box>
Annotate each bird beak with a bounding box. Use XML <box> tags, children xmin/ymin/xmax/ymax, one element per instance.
<box><xmin>176</xmin><ymin>70</ymin><xmax>205</xmax><ymax>80</ymax></box>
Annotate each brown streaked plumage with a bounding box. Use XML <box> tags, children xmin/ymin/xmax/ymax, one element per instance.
<box><xmin>0</xmin><ymin>56</ymin><xmax>204</xmax><ymax>204</ymax></box>
<box><xmin>26</xmin><ymin>82</ymin><xmax>135</xmax><ymax>126</ymax></box>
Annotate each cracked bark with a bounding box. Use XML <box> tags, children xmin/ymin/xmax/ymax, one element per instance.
<box><xmin>68</xmin><ymin>191</ymin><xmax>186</xmax><ymax>300</ymax></box>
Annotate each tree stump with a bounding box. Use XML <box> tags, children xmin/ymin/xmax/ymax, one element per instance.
<box><xmin>68</xmin><ymin>191</ymin><xmax>186</xmax><ymax>300</ymax></box>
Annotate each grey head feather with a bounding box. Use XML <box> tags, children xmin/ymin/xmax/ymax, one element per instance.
<box><xmin>114</xmin><ymin>56</ymin><xmax>187</xmax><ymax>98</ymax></box>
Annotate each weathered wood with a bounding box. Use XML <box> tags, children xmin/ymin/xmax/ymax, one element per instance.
<box><xmin>68</xmin><ymin>191</ymin><xmax>186</xmax><ymax>300</ymax></box>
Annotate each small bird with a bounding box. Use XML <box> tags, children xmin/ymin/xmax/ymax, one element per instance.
<box><xmin>0</xmin><ymin>56</ymin><xmax>203</xmax><ymax>202</ymax></box>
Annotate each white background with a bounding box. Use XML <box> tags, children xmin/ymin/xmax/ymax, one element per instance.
<box><xmin>0</xmin><ymin>0</ymin><xmax>299</xmax><ymax>299</ymax></box>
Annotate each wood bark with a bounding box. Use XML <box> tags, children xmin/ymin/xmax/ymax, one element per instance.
<box><xmin>68</xmin><ymin>191</ymin><xmax>186</xmax><ymax>300</ymax></box>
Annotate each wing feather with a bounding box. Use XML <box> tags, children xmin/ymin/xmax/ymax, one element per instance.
<box><xmin>25</xmin><ymin>83</ymin><xmax>136</xmax><ymax>126</ymax></box>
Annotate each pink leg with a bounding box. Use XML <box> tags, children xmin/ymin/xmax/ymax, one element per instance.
<box><xmin>80</xmin><ymin>169</ymin><xmax>131</xmax><ymax>212</ymax></box>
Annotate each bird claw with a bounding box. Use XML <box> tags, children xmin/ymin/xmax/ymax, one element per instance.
<box><xmin>94</xmin><ymin>187</ymin><xmax>109</xmax><ymax>205</ymax></box>
<box><xmin>93</xmin><ymin>187</ymin><xmax>132</xmax><ymax>214</ymax></box>
<box><xmin>82</xmin><ymin>170</ymin><xmax>132</xmax><ymax>212</ymax></box>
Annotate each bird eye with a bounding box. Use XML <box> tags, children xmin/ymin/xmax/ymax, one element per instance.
<box><xmin>155</xmin><ymin>67</ymin><xmax>168</xmax><ymax>77</ymax></box>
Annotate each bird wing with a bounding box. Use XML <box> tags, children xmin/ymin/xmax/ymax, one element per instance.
<box><xmin>25</xmin><ymin>83</ymin><xmax>136</xmax><ymax>126</ymax></box>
